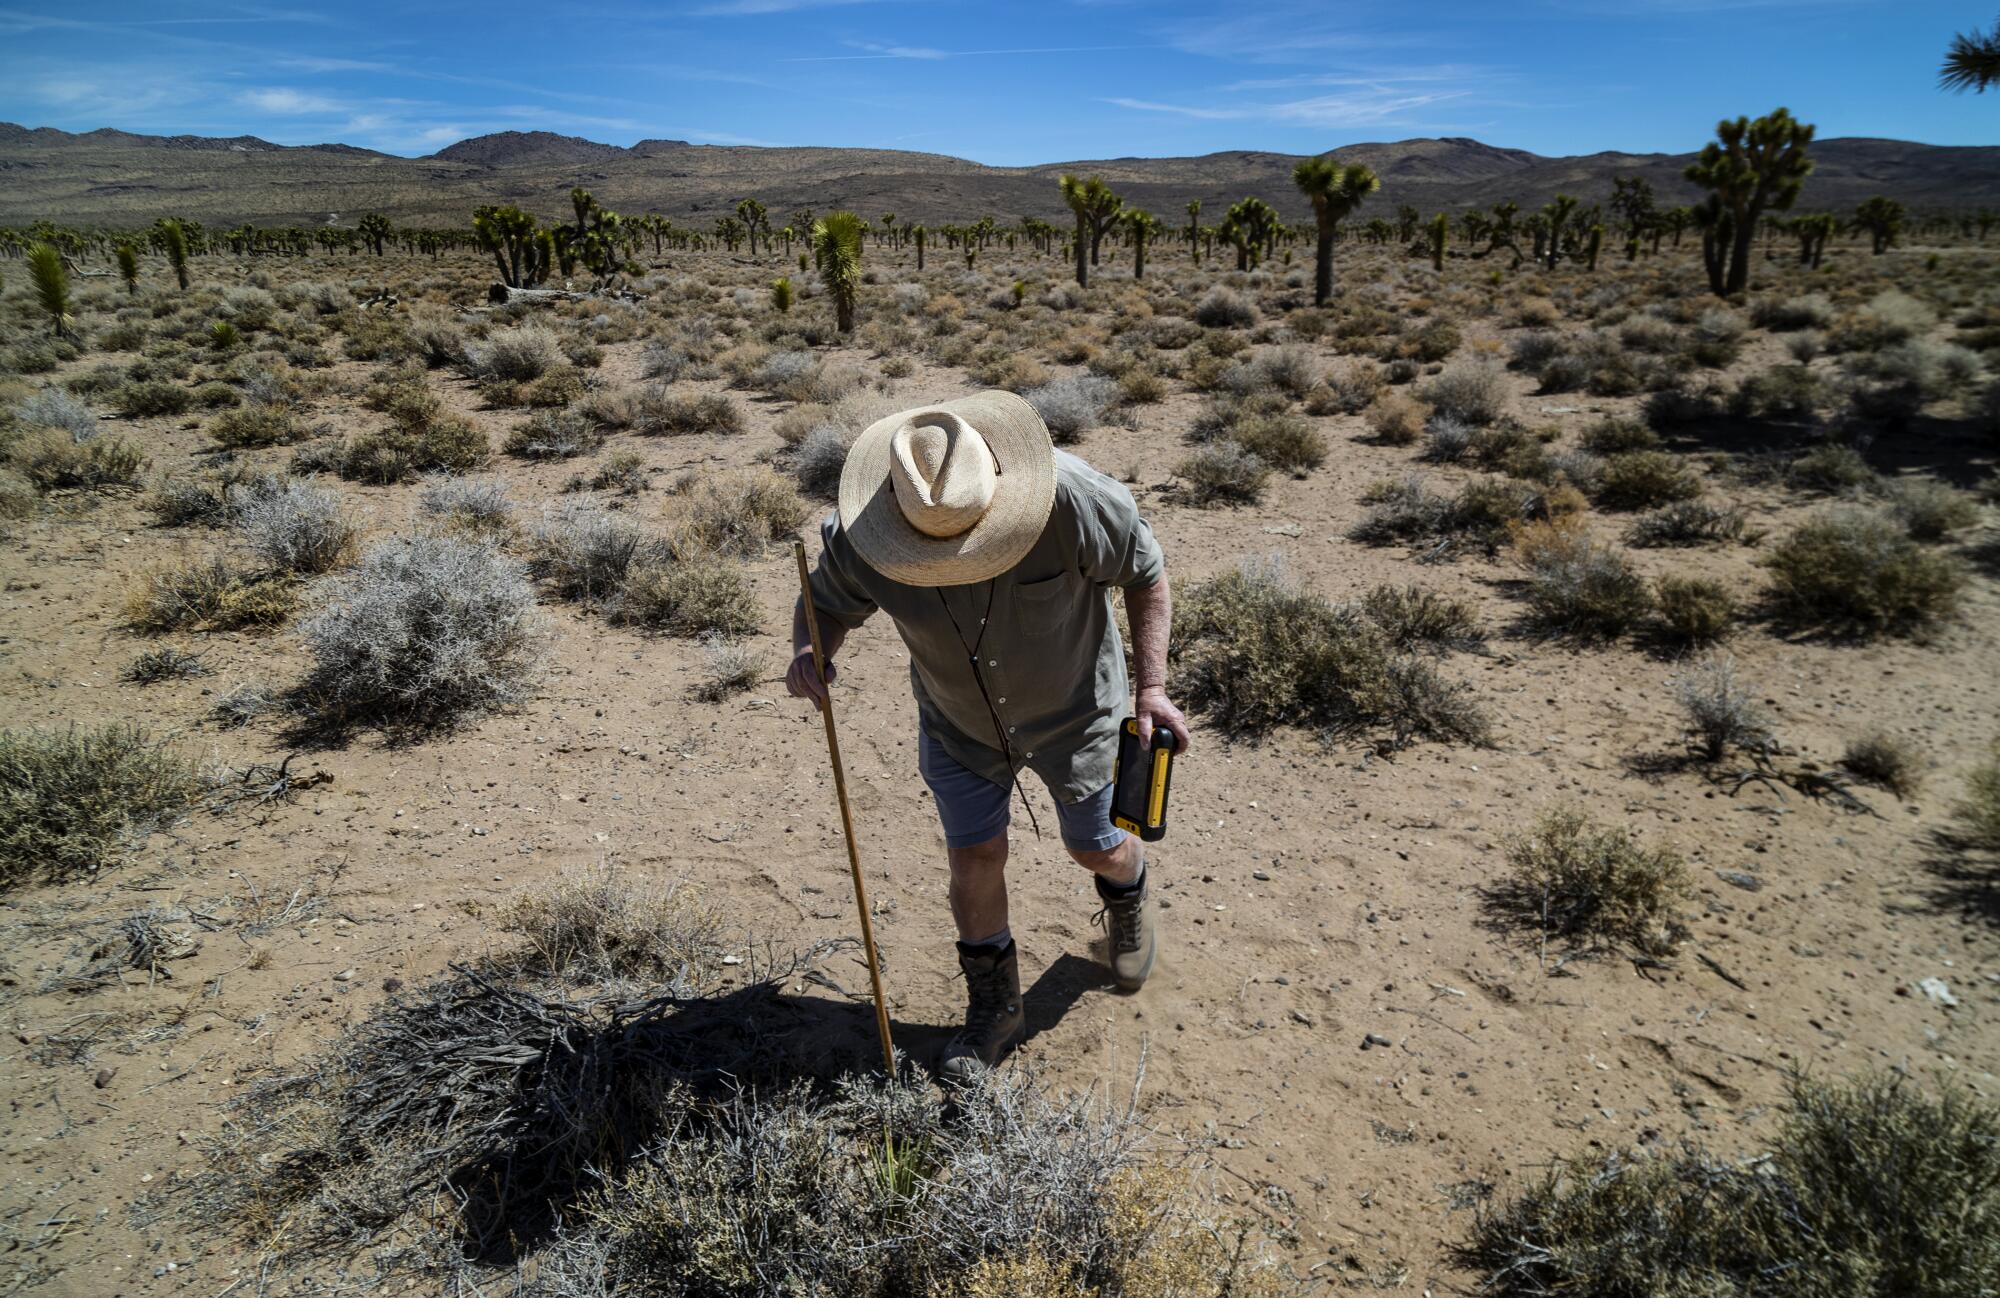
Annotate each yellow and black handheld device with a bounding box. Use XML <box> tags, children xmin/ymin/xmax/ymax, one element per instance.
<box><xmin>1110</xmin><ymin>717</ymin><xmax>1177</xmax><ymax>842</ymax></box>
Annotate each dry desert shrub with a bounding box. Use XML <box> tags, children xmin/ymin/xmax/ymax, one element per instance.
<box><xmin>1193</xmin><ymin>287</ymin><xmax>1256</xmax><ymax>328</ymax></box>
<box><xmin>8</xmin><ymin>427</ymin><xmax>146</xmax><ymax>491</ymax></box>
<box><xmin>1421</xmin><ymin>358</ymin><xmax>1509</xmax><ymax>425</ymax></box>
<box><xmin>122</xmin><ymin>646</ymin><xmax>209</xmax><ymax>684</ymax></box>
<box><xmin>694</xmin><ymin>631</ymin><xmax>766</xmax><ymax>701</ymax></box>
<box><xmin>616</xmin><ymin>554</ymin><xmax>761</xmax><ymax>638</ymax></box>
<box><xmin>630</xmin><ymin>384</ymin><xmax>746</xmax><ymax>437</ymax></box>
<box><xmin>497</xmin><ymin>869</ymin><xmax>725</xmax><ymax>989</ymax></box>
<box><xmin>1787</xmin><ymin>443</ymin><xmax>1878</xmax><ymax>495</ymax></box>
<box><xmin>1578</xmin><ymin>416</ymin><xmax>1660</xmax><ymax>455</ymax></box>
<box><xmin>1170</xmin><ymin>561</ymin><xmax>1488</xmax><ymax>747</ymax></box>
<box><xmin>1232</xmin><ymin>408</ymin><xmax>1326</xmax><ymax>473</ymax></box>
<box><xmin>1358</xmin><ymin>583</ymin><xmax>1484</xmax><ymax>652</ymax></box>
<box><xmin>1626</xmin><ymin>499</ymin><xmax>1745</xmax><ymax>548</ymax></box>
<box><xmin>0</xmin><ymin>723</ymin><xmax>204</xmax><ymax>890</ymax></box>
<box><xmin>1364</xmin><ymin>391</ymin><xmax>1428</xmax><ymax>444</ymax></box>
<box><xmin>1947</xmin><ymin>741</ymin><xmax>2000</xmax><ymax>856</ymax></box>
<box><xmin>1462</xmin><ymin>1071</ymin><xmax>2000</xmax><ymax>1298</ymax></box>
<box><xmin>1492</xmin><ymin>806</ymin><xmax>1688</xmax><ymax>956</ymax></box>
<box><xmin>664</xmin><ymin>466</ymin><xmax>810</xmax><ymax>557</ymax></box>
<box><xmin>1594</xmin><ymin>450</ymin><xmax>1703</xmax><ymax>510</ymax></box>
<box><xmin>504</xmin><ymin>406</ymin><xmax>604</xmax><ymax>460</ymax></box>
<box><xmin>791</xmin><ymin>424</ymin><xmax>849</xmax><ymax>498</ymax></box>
<box><xmin>1763</xmin><ymin>509</ymin><xmax>1966</xmax><ymax>636</ymax></box>
<box><xmin>125</xmin><ymin>556</ymin><xmax>299</xmax><ymax>633</ymax></box>
<box><xmin>1878</xmin><ymin>476</ymin><xmax>1980</xmax><ymax>541</ymax></box>
<box><xmin>1839</xmin><ymin>732</ymin><xmax>1925</xmax><ymax>799</ymax></box>
<box><xmin>1174</xmin><ymin>442</ymin><xmax>1269</xmax><ymax>507</ymax></box>
<box><xmin>419</xmin><ymin>475</ymin><xmax>515</xmax><ymax>538</ymax></box>
<box><xmin>1025</xmin><ymin>374</ymin><xmax>1119</xmax><ymax>443</ymax></box>
<box><xmin>1515</xmin><ymin>521</ymin><xmax>1652</xmax><ymax>639</ymax></box>
<box><xmin>531</xmin><ymin>502</ymin><xmax>659</xmax><ymax>602</ymax></box>
<box><xmin>464</xmin><ymin>323</ymin><xmax>563</xmax><ymax>383</ymax></box>
<box><xmin>231</xmin><ymin>480</ymin><xmax>357</xmax><ymax>574</ymax></box>
<box><xmin>1651</xmin><ymin>575</ymin><xmax>1740</xmax><ymax>647</ymax></box>
<box><xmin>297</xmin><ymin>534</ymin><xmax>549</xmax><ymax>730</ymax></box>
<box><xmin>1670</xmin><ymin>654</ymin><xmax>1774</xmax><ymax>760</ymax></box>
<box><xmin>207</xmin><ymin>401</ymin><xmax>311</xmax><ymax>449</ymax></box>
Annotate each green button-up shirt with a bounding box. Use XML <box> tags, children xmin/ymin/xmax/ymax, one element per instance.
<box><xmin>806</xmin><ymin>451</ymin><xmax>1165</xmax><ymax>803</ymax></box>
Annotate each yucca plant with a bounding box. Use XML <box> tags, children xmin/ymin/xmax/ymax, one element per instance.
<box><xmin>209</xmin><ymin>320</ymin><xmax>239</xmax><ymax>350</ymax></box>
<box><xmin>1429</xmin><ymin>212</ymin><xmax>1448</xmax><ymax>272</ymax></box>
<box><xmin>771</xmin><ymin>276</ymin><xmax>794</xmax><ymax>314</ymax></box>
<box><xmin>811</xmin><ymin>210</ymin><xmax>864</xmax><ymax>333</ymax></box>
<box><xmin>1684</xmin><ymin>108</ymin><xmax>1815</xmax><ymax>295</ymax></box>
<box><xmin>161</xmin><ymin>219</ymin><xmax>191</xmax><ymax>290</ymax></box>
<box><xmin>1058</xmin><ymin>174</ymin><xmax>1123</xmax><ymax>288</ymax></box>
<box><xmin>115</xmin><ymin>243</ymin><xmax>140</xmax><ymax>295</ymax></box>
<box><xmin>1941</xmin><ymin>16</ymin><xmax>2000</xmax><ymax>92</ymax></box>
<box><xmin>1292</xmin><ymin>157</ymin><xmax>1380</xmax><ymax>305</ymax></box>
<box><xmin>27</xmin><ymin>243</ymin><xmax>74</xmax><ymax>340</ymax></box>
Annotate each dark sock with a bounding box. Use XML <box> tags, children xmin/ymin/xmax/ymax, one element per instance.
<box><xmin>1097</xmin><ymin>864</ymin><xmax>1145</xmax><ymax>898</ymax></box>
<box><xmin>956</xmin><ymin>934</ymin><xmax>1014</xmax><ymax>960</ymax></box>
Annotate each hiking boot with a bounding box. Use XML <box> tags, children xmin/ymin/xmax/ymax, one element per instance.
<box><xmin>938</xmin><ymin>940</ymin><xmax>1025</xmax><ymax>1086</ymax></box>
<box><xmin>1094</xmin><ymin>870</ymin><xmax>1158</xmax><ymax>990</ymax></box>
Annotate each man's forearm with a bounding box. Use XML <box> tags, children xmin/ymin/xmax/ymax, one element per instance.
<box><xmin>793</xmin><ymin>600</ymin><xmax>848</xmax><ymax>662</ymax></box>
<box><xmin>1124</xmin><ymin>578</ymin><xmax>1171</xmax><ymax>692</ymax></box>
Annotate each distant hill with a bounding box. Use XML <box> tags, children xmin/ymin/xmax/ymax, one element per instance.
<box><xmin>3</xmin><ymin>122</ymin><xmax>1996</xmax><ymax>229</ymax></box>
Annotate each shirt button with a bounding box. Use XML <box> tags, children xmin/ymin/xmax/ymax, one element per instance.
<box><xmin>987</xmin><ymin>659</ymin><xmax>997</xmax><ymax>667</ymax></box>
<box><xmin>1009</xmin><ymin>726</ymin><xmax>1017</xmax><ymax>734</ymax></box>
<box><xmin>1025</xmin><ymin>751</ymin><xmax>1034</xmax><ymax>759</ymax></box>
<box><xmin>997</xmin><ymin>696</ymin><xmax>1007</xmax><ymax>704</ymax></box>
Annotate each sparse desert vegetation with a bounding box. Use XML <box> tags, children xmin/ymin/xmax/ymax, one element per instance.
<box><xmin>0</xmin><ymin>104</ymin><xmax>1996</xmax><ymax>1298</ymax></box>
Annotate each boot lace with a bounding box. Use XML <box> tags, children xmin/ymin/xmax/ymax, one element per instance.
<box><xmin>1094</xmin><ymin>887</ymin><xmax>1144</xmax><ymax>956</ymax></box>
<box><xmin>958</xmin><ymin>957</ymin><xmax>1015</xmax><ymax>1037</ymax></box>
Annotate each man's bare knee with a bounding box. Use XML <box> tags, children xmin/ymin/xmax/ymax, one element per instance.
<box><xmin>1067</xmin><ymin>835</ymin><xmax>1140</xmax><ymax>882</ymax></box>
<box><xmin>948</xmin><ymin>833</ymin><xmax>1009</xmax><ymax>877</ymax></box>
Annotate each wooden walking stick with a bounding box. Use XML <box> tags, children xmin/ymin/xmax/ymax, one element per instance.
<box><xmin>793</xmin><ymin>540</ymin><xmax>898</xmax><ymax>1076</ymax></box>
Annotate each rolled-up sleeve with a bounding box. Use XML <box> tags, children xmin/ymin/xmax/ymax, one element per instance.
<box><xmin>1074</xmin><ymin>476</ymin><xmax>1165</xmax><ymax>590</ymax></box>
<box><xmin>805</xmin><ymin>511</ymin><xmax>878</xmax><ymax>629</ymax></box>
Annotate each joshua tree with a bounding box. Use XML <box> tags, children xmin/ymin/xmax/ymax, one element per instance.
<box><xmin>357</xmin><ymin>212</ymin><xmax>391</xmax><ymax>256</ymax></box>
<box><xmin>472</xmin><ymin>204</ymin><xmax>549</xmax><ymax>288</ymax></box>
<box><xmin>1292</xmin><ymin>157</ymin><xmax>1380</xmax><ymax>304</ymax></box>
<box><xmin>812</xmin><ymin>210</ymin><xmax>864</xmax><ymax>333</ymax></box>
<box><xmin>1786</xmin><ymin>212</ymin><xmax>1837</xmax><ymax>266</ymax></box>
<box><xmin>772</xmin><ymin>276</ymin><xmax>794</xmax><ymax>314</ymax></box>
<box><xmin>1684</xmin><ymin>107</ymin><xmax>1815</xmax><ymax>295</ymax></box>
<box><xmin>1608</xmin><ymin>176</ymin><xmax>1655</xmax><ymax>246</ymax></box>
<box><xmin>878</xmin><ymin>213</ymin><xmax>895</xmax><ymax>246</ymax></box>
<box><xmin>1583</xmin><ymin>223</ymin><xmax>1605</xmax><ymax>271</ymax></box>
<box><xmin>913</xmin><ymin>224</ymin><xmax>926</xmax><ymax>271</ymax></box>
<box><xmin>1224</xmin><ymin>196</ymin><xmax>1283</xmax><ymax>272</ymax></box>
<box><xmin>1942</xmin><ymin>16</ymin><xmax>2000</xmax><ymax>91</ymax></box>
<box><xmin>1395</xmin><ymin>204</ymin><xmax>1420</xmax><ymax>243</ymax></box>
<box><xmin>115</xmin><ymin>243</ymin><xmax>139</xmax><ymax>294</ymax></box>
<box><xmin>1123</xmin><ymin>208</ymin><xmax>1163</xmax><ymax>280</ymax></box>
<box><xmin>1186</xmin><ymin>199</ymin><xmax>1201</xmax><ymax>265</ymax></box>
<box><xmin>1059</xmin><ymin>174</ymin><xmax>1124</xmax><ymax>287</ymax></box>
<box><xmin>161</xmin><ymin>219</ymin><xmax>190</xmax><ymax>290</ymax></box>
<box><xmin>27</xmin><ymin>243</ymin><xmax>74</xmax><ymax>339</ymax></box>
<box><xmin>736</xmin><ymin>198</ymin><xmax>768</xmax><ymax>257</ymax></box>
<box><xmin>1541</xmin><ymin>194</ymin><xmax>1579</xmax><ymax>269</ymax></box>
<box><xmin>1428</xmin><ymin>212</ymin><xmax>1448</xmax><ymax>272</ymax></box>
<box><xmin>1854</xmin><ymin>195</ymin><xmax>1906</xmax><ymax>254</ymax></box>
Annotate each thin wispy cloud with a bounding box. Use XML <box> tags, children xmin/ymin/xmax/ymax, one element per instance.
<box><xmin>783</xmin><ymin>42</ymin><xmax>1159</xmax><ymax>62</ymax></box>
<box><xmin>1106</xmin><ymin>86</ymin><xmax>1472</xmax><ymax>129</ymax></box>
<box><xmin>690</xmin><ymin>0</ymin><xmax>882</xmax><ymax>14</ymax></box>
<box><xmin>238</xmin><ymin>87</ymin><xmax>345</xmax><ymax>114</ymax></box>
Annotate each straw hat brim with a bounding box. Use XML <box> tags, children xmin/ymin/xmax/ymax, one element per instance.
<box><xmin>837</xmin><ymin>390</ymin><xmax>1057</xmax><ymax>587</ymax></box>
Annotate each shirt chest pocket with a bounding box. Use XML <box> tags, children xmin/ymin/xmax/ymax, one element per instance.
<box><xmin>1011</xmin><ymin>571</ymin><xmax>1083</xmax><ymax>642</ymax></box>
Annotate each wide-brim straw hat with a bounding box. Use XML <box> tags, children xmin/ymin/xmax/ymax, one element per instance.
<box><xmin>838</xmin><ymin>390</ymin><xmax>1057</xmax><ymax>587</ymax></box>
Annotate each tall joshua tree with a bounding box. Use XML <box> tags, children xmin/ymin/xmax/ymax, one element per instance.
<box><xmin>812</xmin><ymin>210</ymin><xmax>864</xmax><ymax>333</ymax></box>
<box><xmin>1941</xmin><ymin>16</ymin><xmax>2000</xmax><ymax>91</ymax></box>
<box><xmin>737</xmin><ymin>198</ymin><xmax>768</xmax><ymax>257</ymax></box>
<box><xmin>1185</xmin><ymin>199</ymin><xmax>1201</xmax><ymax>265</ymax></box>
<box><xmin>472</xmin><ymin>204</ymin><xmax>548</xmax><ymax>288</ymax></box>
<box><xmin>27</xmin><ymin>243</ymin><xmax>74</xmax><ymax>340</ymax></box>
<box><xmin>1123</xmin><ymin>208</ymin><xmax>1164</xmax><ymax>280</ymax></box>
<box><xmin>115</xmin><ymin>243</ymin><xmax>140</xmax><ymax>295</ymax></box>
<box><xmin>1292</xmin><ymin>157</ymin><xmax>1379</xmax><ymax>304</ymax></box>
<box><xmin>1541</xmin><ymin>194</ymin><xmax>1579</xmax><ymax>269</ymax></box>
<box><xmin>161</xmin><ymin>219</ymin><xmax>190</xmax><ymax>290</ymax></box>
<box><xmin>1059</xmin><ymin>174</ymin><xmax>1123</xmax><ymax>287</ymax></box>
<box><xmin>357</xmin><ymin>212</ymin><xmax>391</xmax><ymax>256</ymax></box>
<box><xmin>1684</xmin><ymin>108</ymin><xmax>1815</xmax><ymax>296</ymax></box>
<box><xmin>1855</xmin><ymin>195</ymin><xmax>1906</xmax><ymax>254</ymax></box>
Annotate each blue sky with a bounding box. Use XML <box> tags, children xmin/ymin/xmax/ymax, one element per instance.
<box><xmin>0</xmin><ymin>1</ymin><xmax>1988</xmax><ymax>162</ymax></box>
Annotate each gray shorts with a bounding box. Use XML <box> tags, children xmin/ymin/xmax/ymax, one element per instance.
<box><xmin>918</xmin><ymin>729</ymin><xmax>1127</xmax><ymax>854</ymax></box>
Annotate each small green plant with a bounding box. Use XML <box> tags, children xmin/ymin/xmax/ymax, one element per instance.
<box><xmin>0</xmin><ymin>724</ymin><xmax>204</xmax><ymax>889</ymax></box>
<box><xmin>1175</xmin><ymin>443</ymin><xmax>1269</xmax><ymax>506</ymax></box>
<box><xmin>811</xmin><ymin>210</ymin><xmax>864</xmax><ymax>332</ymax></box>
<box><xmin>1492</xmin><ymin>806</ymin><xmax>1688</xmax><ymax>955</ymax></box>
<box><xmin>1670</xmin><ymin>654</ymin><xmax>1773</xmax><ymax>760</ymax></box>
<box><xmin>771</xmin><ymin>276</ymin><xmax>794</xmax><ymax>313</ymax></box>
<box><xmin>26</xmin><ymin>244</ymin><xmax>74</xmax><ymax>340</ymax></box>
<box><xmin>1955</xmin><ymin>740</ymin><xmax>2000</xmax><ymax>849</ymax></box>
<box><xmin>1596</xmin><ymin>450</ymin><xmax>1702</xmax><ymax>509</ymax></box>
<box><xmin>116</xmin><ymin>243</ymin><xmax>140</xmax><ymax>294</ymax></box>
<box><xmin>209</xmin><ymin>320</ymin><xmax>239</xmax><ymax>350</ymax></box>
<box><xmin>161</xmin><ymin>219</ymin><xmax>191</xmax><ymax>289</ymax></box>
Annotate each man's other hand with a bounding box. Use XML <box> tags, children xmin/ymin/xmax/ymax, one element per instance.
<box><xmin>786</xmin><ymin>649</ymin><xmax>837</xmax><ymax>710</ymax></box>
<box><xmin>1135</xmin><ymin>686</ymin><xmax>1191</xmax><ymax>754</ymax></box>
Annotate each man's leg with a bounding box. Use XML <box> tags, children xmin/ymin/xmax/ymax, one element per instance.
<box><xmin>1055</xmin><ymin>785</ymin><xmax>1158</xmax><ymax>991</ymax></box>
<box><xmin>919</xmin><ymin>732</ymin><xmax>1026</xmax><ymax>1082</ymax></box>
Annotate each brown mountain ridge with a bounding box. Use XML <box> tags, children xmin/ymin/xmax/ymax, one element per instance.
<box><xmin>2</xmin><ymin>123</ymin><xmax>1995</xmax><ymax>228</ymax></box>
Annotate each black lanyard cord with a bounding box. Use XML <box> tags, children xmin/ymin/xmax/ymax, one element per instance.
<box><xmin>937</xmin><ymin>583</ymin><xmax>1042</xmax><ymax>840</ymax></box>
